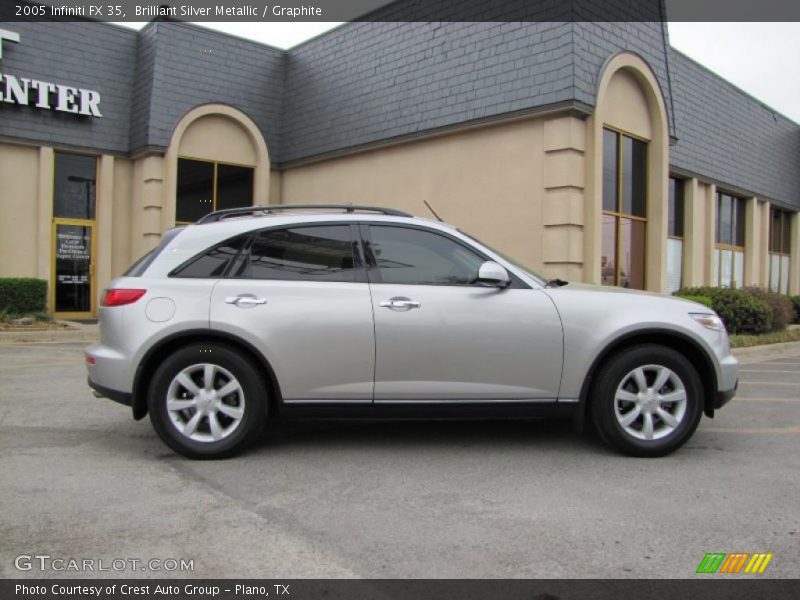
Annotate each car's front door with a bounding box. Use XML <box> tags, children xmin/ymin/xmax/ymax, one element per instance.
<box><xmin>363</xmin><ymin>224</ymin><xmax>563</xmax><ymax>403</ymax></box>
<box><xmin>209</xmin><ymin>223</ymin><xmax>375</xmax><ymax>404</ymax></box>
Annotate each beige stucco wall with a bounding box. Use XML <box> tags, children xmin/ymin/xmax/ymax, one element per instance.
<box><xmin>602</xmin><ymin>69</ymin><xmax>653</xmax><ymax>140</ymax></box>
<box><xmin>178</xmin><ymin>114</ymin><xmax>258</xmax><ymax>166</ymax></box>
<box><xmin>111</xmin><ymin>158</ymin><xmax>134</xmax><ymax>278</ymax></box>
<box><xmin>0</xmin><ymin>142</ymin><xmax>39</xmax><ymax>277</ymax></box>
<box><xmin>281</xmin><ymin>117</ymin><xmax>548</xmax><ymax>274</ymax></box>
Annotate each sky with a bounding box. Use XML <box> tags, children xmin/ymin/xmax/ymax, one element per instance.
<box><xmin>112</xmin><ymin>21</ymin><xmax>800</xmax><ymax>124</ymax></box>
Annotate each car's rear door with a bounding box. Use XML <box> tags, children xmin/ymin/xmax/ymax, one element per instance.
<box><xmin>209</xmin><ymin>223</ymin><xmax>375</xmax><ymax>404</ymax></box>
<box><xmin>363</xmin><ymin>223</ymin><xmax>563</xmax><ymax>403</ymax></box>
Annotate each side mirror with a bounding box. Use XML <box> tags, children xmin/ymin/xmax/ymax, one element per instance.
<box><xmin>476</xmin><ymin>261</ymin><xmax>510</xmax><ymax>288</ymax></box>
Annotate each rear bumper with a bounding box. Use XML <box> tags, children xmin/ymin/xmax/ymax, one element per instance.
<box><xmin>87</xmin><ymin>377</ymin><xmax>132</xmax><ymax>407</ymax></box>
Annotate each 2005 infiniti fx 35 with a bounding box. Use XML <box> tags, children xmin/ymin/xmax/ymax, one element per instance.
<box><xmin>86</xmin><ymin>204</ymin><xmax>738</xmax><ymax>459</ymax></box>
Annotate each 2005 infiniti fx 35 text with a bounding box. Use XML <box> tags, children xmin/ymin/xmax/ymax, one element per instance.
<box><xmin>86</xmin><ymin>204</ymin><xmax>738</xmax><ymax>459</ymax></box>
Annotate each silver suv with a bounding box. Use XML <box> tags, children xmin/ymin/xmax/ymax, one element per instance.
<box><xmin>86</xmin><ymin>205</ymin><xmax>738</xmax><ymax>459</ymax></box>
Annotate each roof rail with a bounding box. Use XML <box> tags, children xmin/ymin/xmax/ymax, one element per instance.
<box><xmin>195</xmin><ymin>204</ymin><xmax>414</xmax><ymax>224</ymax></box>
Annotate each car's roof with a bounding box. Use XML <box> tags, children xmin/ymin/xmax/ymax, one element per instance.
<box><xmin>128</xmin><ymin>209</ymin><xmax>545</xmax><ymax>288</ymax></box>
<box><xmin>181</xmin><ymin>211</ymin><xmax>454</xmax><ymax>238</ymax></box>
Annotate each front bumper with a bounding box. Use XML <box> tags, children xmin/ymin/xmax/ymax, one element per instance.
<box><xmin>714</xmin><ymin>379</ymin><xmax>738</xmax><ymax>409</ymax></box>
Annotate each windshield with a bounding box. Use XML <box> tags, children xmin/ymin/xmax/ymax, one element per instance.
<box><xmin>457</xmin><ymin>229</ymin><xmax>548</xmax><ymax>286</ymax></box>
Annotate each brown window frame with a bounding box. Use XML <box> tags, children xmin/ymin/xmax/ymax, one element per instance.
<box><xmin>769</xmin><ymin>207</ymin><xmax>793</xmax><ymax>293</ymax></box>
<box><xmin>712</xmin><ymin>191</ymin><xmax>746</xmax><ymax>288</ymax></box>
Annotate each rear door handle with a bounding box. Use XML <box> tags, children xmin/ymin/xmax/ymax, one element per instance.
<box><xmin>225</xmin><ymin>294</ymin><xmax>267</xmax><ymax>307</ymax></box>
<box><xmin>379</xmin><ymin>297</ymin><xmax>421</xmax><ymax>311</ymax></box>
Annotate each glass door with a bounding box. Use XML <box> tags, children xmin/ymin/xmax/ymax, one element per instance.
<box><xmin>52</xmin><ymin>219</ymin><xmax>96</xmax><ymax>318</ymax></box>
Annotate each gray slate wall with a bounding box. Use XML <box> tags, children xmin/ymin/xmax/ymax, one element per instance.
<box><xmin>134</xmin><ymin>22</ymin><xmax>285</xmax><ymax>158</ymax></box>
<box><xmin>572</xmin><ymin>21</ymin><xmax>675</xmax><ymax>138</ymax></box>
<box><xmin>669</xmin><ymin>49</ymin><xmax>800</xmax><ymax>210</ymax></box>
<box><xmin>0</xmin><ymin>21</ymin><xmax>137</xmax><ymax>154</ymax></box>
<box><xmin>281</xmin><ymin>20</ymin><xmax>576</xmax><ymax>163</ymax></box>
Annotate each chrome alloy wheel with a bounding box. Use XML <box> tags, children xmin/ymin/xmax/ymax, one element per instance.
<box><xmin>166</xmin><ymin>363</ymin><xmax>246</xmax><ymax>443</ymax></box>
<box><xmin>613</xmin><ymin>364</ymin><xmax>688</xmax><ymax>441</ymax></box>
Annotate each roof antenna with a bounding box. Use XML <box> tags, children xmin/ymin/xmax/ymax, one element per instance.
<box><xmin>423</xmin><ymin>200</ymin><xmax>444</xmax><ymax>222</ymax></box>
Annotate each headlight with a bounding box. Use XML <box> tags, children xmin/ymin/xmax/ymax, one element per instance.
<box><xmin>690</xmin><ymin>313</ymin><xmax>725</xmax><ymax>332</ymax></box>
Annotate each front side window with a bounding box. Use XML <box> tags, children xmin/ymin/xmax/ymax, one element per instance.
<box><xmin>176</xmin><ymin>158</ymin><xmax>254</xmax><ymax>223</ymax></box>
<box><xmin>601</xmin><ymin>129</ymin><xmax>647</xmax><ymax>289</ymax></box>
<box><xmin>367</xmin><ymin>226</ymin><xmax>485</xmax><ymax>286</ymax></box>
<box><xmin>713</xmin><ymin>193</ymin><xmax>746</xmax><ymax>288</ymax></box>
<box><xmin>234</xmin><ymin>226</ymin><xmax>357</xmax><ymax>282</ymax></box>
<box><xmin>769</xmin><ymin>207</ymin><xmax>792</xmax><ymax>294</ymax></box>
<box><xmin>666</xmin><ymin>177</ymin><xmax>685</xmax><ymax>293</ymax></box>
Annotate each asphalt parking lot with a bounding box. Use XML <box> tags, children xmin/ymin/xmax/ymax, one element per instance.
<box><xmin>1</xmin><ymin>341</ymin><xmax>798</xmax><ymax>579</ymax></box>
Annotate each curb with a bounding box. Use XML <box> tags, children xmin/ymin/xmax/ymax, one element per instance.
<box><xmin>0</xmin><ymin>321</ymin><xmax>98</xmax><ymax>344</ymax></box>
<box><xmin>732</xmin><ymin>341</ymin><xmax>800</xmax><ymax>363</ymax></box>
<box><xmin>0</xmin><ymin>330</ymin><xmax>99</xmax><ymax>344</ymax></box>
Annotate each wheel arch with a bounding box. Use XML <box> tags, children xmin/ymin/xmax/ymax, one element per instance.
<box><xmin>131</xmin><ymin>329</ymin><xmax>282</xmax><ymax>420</ymax></box>
<box><xmin>574</xmin><ymin>328</ymin><xmax>719</xmax><ymax>432</ymax></box>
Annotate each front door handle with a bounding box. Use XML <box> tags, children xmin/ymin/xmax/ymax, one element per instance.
<box><xmin>225</xmin><ymin>294</ymin><xmax>267</xmax><ymax>307</ymax></box>
<box><xmin>379</xmin><ymin>297</ymin><xmax>421</xmax><ymax>311</ymax></box>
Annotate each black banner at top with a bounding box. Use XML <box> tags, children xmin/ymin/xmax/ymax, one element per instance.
<box><xmin>1</xmin><ymin>0</ymin><xmax>800</xmax><ymax>22</ymax></box>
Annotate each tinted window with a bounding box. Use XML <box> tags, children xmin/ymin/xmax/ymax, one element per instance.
<box><xmin>716</xmin><ymin>193</ymin><xmax>746</xmax><ymax>247</ymax></box>
<box><xmin>668</xmin><ymin>177</ymin><xmax>684</xmax><ymax>237</ymax></box>
<box><xmin>216</xmin><ymin>164</ymin><xmax>254</xmax><ymax>211</ymax></box>
<box><xmin>176</xmin><ymin>159</ymin><xmax>214</xmax><ymax>223</ymax></box>
<box><xmin>368</xmin><ymin>226</ymin><xmax>485</xmax><ymax>286</ymax></box>
<box><xmin>602</xmin><ymin>129</ymin><xmax>618</xmax><ymax>212</ymax></box>
<box><xmin>127</xmin><ymin>228</ymin><xmax>184</xmax><ymax>277</ymax></box>
<box><xmin>173</xmin><ymin>236</ymin><xmax>246</xmax><ymax>278</ymax></box>
<box><xmin>622</xmin><ymin>136</ymin><xmax>647</xmax><ymax>217</ymax></box>
<box><xmin>54</xmin><ymin>153</ymin><xmax>96</xmax><ymax>220</ymax></box>
<box><xmin>235</xmin><ymin>226</ymin><xmax>356</xmax><ymax>282</ymax></box>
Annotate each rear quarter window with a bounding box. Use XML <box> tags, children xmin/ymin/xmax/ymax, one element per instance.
<box><xmin>170</xmin><ymin>235</ymin><xmax>248</xmax><ymax>278</ymax></box>
<box><xmin>124</xmin><ymin>227</ymin><xmax>184</xmax><ymax>277</ymax></box>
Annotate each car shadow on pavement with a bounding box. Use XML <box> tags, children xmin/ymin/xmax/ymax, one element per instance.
<box><xmin>246</xmin><ymin>417</ymin><xmax>602</xmax><ymax>456</ymax></box>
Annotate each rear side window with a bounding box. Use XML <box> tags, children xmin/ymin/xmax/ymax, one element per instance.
<box><xmin>232</xmin><ymin>225</ymin><xmax>356</xmax><ymax>282</ymax></box>
<box><xmin>172</xmin><ymin>236</ymin><xmax>247</xmax><ymax>278</ymax></box>
<box><xmin>125</xmin><ymin>227</ymin><xmax>183</xmax><ymax>277</ymax></box>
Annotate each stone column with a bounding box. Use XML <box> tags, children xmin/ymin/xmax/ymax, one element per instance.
<box><xmin>96</xmin><ymin>155</ymin><xmax>114</xmax><ymax>307</ymax></box>
<box><xmin>759</xmin><ymin>201</ymin><xmax>771</xmax><ymax>288</ymax></box>
<box><xmin>743</xmin><ymin>196</ymin><xmax>760</xmax><ymax>286</ymax></box>
<box><xmin>542</xmin><ymin>115</ymin><xmax>586</xmax><ymax>282</ymax></box>
<box><xmin>131</xmin><ymin>154</ymin><xmax>165</xmax><ymax>260</ymax></box>
<box><xmin>682</xmin><ymin>178</ymin><xmax>705</xmax><ymax>287</ymax></box>
<box><xmin>790</xmin><ymin>211</ymin><xmax>800</xmax><ymax>295</ymax></box>
<box><xmin>705</xmin><ymin>184</ymin><xmax>717</xmax><ymax>285</ymax></box>
<box><xmin>36</xmin><ymin>147</ymin><xmax>54</xmax><ymax>289</ymax></box>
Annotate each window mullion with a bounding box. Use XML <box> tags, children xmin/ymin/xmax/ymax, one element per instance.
<box><xmin>212</xmin><ymin>162</ymin><xmax>219</xmax><ymax>212</ymax></box>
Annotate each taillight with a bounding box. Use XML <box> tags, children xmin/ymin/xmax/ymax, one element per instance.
<box><xmin>102</xmin><ymin>289</ymin><xmax>146</xmax><ymax>307</ymax></box>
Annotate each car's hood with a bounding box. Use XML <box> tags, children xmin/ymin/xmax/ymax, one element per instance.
<box><xmin>542</xmin><ymin>282</ymin><xmax>712</xmax><ymax>311</ymax></box>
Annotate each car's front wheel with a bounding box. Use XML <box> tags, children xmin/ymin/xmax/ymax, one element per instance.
<box><xmin>590</xmin><ymin>344</ymin><xmax>703</xmax><ymax>457</ymax></box>
<box><xmin>148</xmin><ymin>343</ymin><xmax>267</xmax><ymax>459</ymax></box>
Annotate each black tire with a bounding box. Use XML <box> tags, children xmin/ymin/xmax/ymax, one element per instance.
<box><xmin>590</xmin><ymin>344</ymin><xmax>703</xmax><ymax>457</ymax></box>
<box><xmin>148</xmin><ymin>343</ymin><xmax>268</xmax><ymax>459</ymax></box>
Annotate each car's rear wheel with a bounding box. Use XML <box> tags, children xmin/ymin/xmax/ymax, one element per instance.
<box><xmin>148</xmin><ymin>343</ymin><xmax>267</xmax><ymax>459</ymax></box>
<box><xmin>590</xmin><ymin>344</ymin><xmax>703</xmax><ymax>457</ymax></box>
